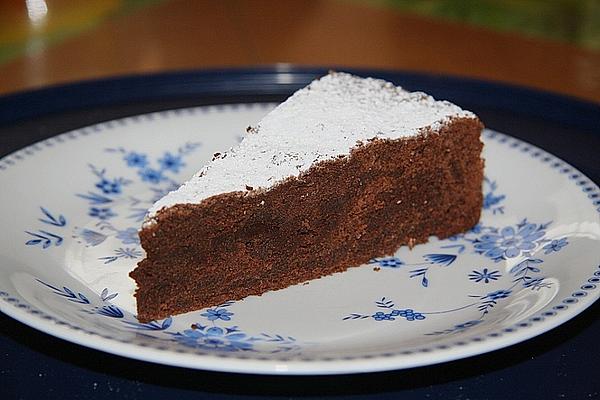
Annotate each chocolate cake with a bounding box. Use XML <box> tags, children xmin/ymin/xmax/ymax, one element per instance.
<box><xmin>131</xmin><ymin>72</ymin><xmax>484</xmax><ymax>322</ymax></box>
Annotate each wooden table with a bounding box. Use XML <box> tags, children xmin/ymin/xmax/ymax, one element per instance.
<box><xmin>0</xmin><ymin>0</ymin><xmax>598</xmax><ymax>102</ymax></box>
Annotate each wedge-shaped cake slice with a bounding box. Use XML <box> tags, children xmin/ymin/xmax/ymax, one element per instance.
<box><xmin>131</xmin><ymin>72</ymin><xmax>484</xmax><ymax>322</ymax></box>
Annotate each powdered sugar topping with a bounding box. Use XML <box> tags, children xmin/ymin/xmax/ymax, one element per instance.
<box><xmin>147</xmin><ymin>72</ymin><xmax>474</xmax><ymax>219</ymax></box>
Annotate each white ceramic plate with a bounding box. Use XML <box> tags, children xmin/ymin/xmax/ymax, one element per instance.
<box><xmin>1</xmin><ymin>103</ymin><xmax>599</xmax><ymax>375</ymax></box>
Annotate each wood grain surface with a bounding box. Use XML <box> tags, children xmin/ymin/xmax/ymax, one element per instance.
<box><xmin>0</xmin><ymin>0</ymin><xmax>598</xmax><ymax>102</ymax></box>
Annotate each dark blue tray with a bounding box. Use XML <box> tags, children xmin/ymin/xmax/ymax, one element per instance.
<box><xmin>1</xmin><ymin>66</ymin><xmax>599</xmax><ymax>399</ymax></box>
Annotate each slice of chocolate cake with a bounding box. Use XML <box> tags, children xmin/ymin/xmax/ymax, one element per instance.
<box><xmin>131</xmin><ymin>72</ymin><xmax>484</xmax><ymax>322</ymax></box>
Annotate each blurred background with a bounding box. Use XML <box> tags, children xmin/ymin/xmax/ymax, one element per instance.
<box><xmin>0</xmin><ymin>0</ymin><xmax>598</xmax><ymax>101</ymax></box>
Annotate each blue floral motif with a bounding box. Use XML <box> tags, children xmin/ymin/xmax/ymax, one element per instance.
<box><xmin>483</xmin><ymin>192</ymin><xmax>505</xmax><ymax>210</ymax></box>
<box><xmin>76</xmin><ymin>228</ymin><xmax>107</xmax><ymax>246</ymax></box>
<box><xmin>484</xmin><ymin>289</ymin><xmax>512</xmax><ymax>301</ymax></box>
<box><xmin>37</xmin><ymin>207</ymin><xmax>66</xmax><ymax>227</ymax></box>
<box><xmin>482</xmin><ymin>178</ymin><xmax>506</xmax><ymax>214</ymax></box>
<box><xmin>100</xmin><ymin>288</ymin><xmax>118</xmax><ymax>302</ymax></box>
<box><xmin>370</xmin><ymin>252</ymin><xmax>460</xmax><ymax>288</ymax></box>
<box><xmin>77</xmin><ymin>191</ymin><xmax>112</xmax><ymax>205</ymax></box>
<box><xmin>116</xmin><ymin>227</ymin><xmax>140</xmax><ymax>245</ymax></box>
<box><xmin>201</xmin><ymin>308</ymin><xmax>234</xmax><ymax>321</ymax></box>
<box><xmin>123</xmin><ymin>152</ymin><xmax>148</xmax><ymax>168</ymax></box>
<box><xmin>510</xmin><ymin>258</ymin><xmax>543</xmax><ymax>275</ymax></box>
<box><xmin>138</xmin><ymin>168</ymin><xmax>164</xmax><ymax>184</ymax></box>
<box><xmin>25</xmin><ymin>208</ymin><xmax>67</xmax><ymax>249</ymax></box>
<box><xmin>124</xmin><ymin>300</ymin><xmax>297</xmax><ymax>352</ymax></box>
<box><xmin>543</xmin><ymin>238</ymin><xmax>568</xmax><ymax>254</ymax></box>
<box><xmin>440</xmin><ymin>243</ymin><xmax>466</xmax><ymax>253</ymax></box>
<box><xmin>424</xmin><ymin>253</ymin><xmax>457</xmax><ymax>267</ymax></box>
<box><xmin>99</xmin><ymin>247</ymin><xmax>142</xmax><ymax>264</ymax></box>
<box><xmin>344</xmin><ymin>298</ymin><xmax>426</xmax><ymax>322</ymax></box>
<box><xmin>521</xmin><ymin>277</ymin><xmax>552</xmax><ymax>290</ymax></box>
<box><xmin>88</xmin><ymin>207</ymin><xmax>116</xmax><ymax>220</ymax></box>
<box><xmin>347</xmin><ymin>232</ymin><xmax>559</xmax><ymax>324</ymax></box>
<box><xmin>37</xmin><ymin>280</ymin><xmax>90</xmax><ymax>304</ymax></box>
<box><xmin>95</xmin><ymin>178</ymin><xmax>122</xmax><ymax>194</ymax></box>
<box><xmin>409</xmin><ymin>268</ymin><xmax>430</xmax><ymax>287</ymax></box>
<box><xmin>426</xmin><ymin>320</ymin><xmax>483</xmax><ymax>336</ymax></box>
<box><xmin>124</xmin><ymin>317</ymin><xmax>173</xmax><ymax>331</ymax></box>
<box><xmin>69</xmin><ymin>144</ymin><xmax>205</xmax><ymax>281</ymax></box>
<box><xmin>476</xmin><ymin>289</ymin><xmax>512</xmax><ymax>316</ymax></box>
<box><xmin>158</xmin><ymin>152</ymin><xmax>185</xmax><ymax>173</ymax></box>
<box><xmin>38</xmin><ymin>279</ymin><xmax>178</xmax><ymax>334</ymax></box>
<box><xmin>369</xmin><ymin>257</ymin><xmax>403</xmax><ymax>268</ymax></box>
<box><xmin>37</xmin><ymin>280</ymin><xmax>127</xmax><ymax>321</ymax></box>
<box><xmin>109</xmin><ymin>145</ymin><xmax>201</xmax><ymax>190</ymax></box>
<box><xmin>25</xmin><ymin>230</ymin><xmax>63</xmax><ymax>248</ymax></box>
<box><xmin>166</xmin><ymin>299</ymin><xmax>297</xmax><ymax>353</ymax></box>
<box><xmin>94</xmin><ymin>305</ymin><xmax>124</xmax><ymax>318</ymax></box>
<box><xmin>77</xmin><ymin>165</ymin><xmax>130</xmax><ymax>205</ymax></box>
<box><xmin>371</xmin><ymin>311</ymin><xmax>393</xmax><ymax>321</ymax></box>
<box><xmin>469</xmin><ymin>224</ymin><xmax>484</xmax><ymax>234</ymax></box>
<box><xmin>253</xmin><ymin>333</ymin><xmax>298</xmax><ymax>353</ymax></box>
<box><xmin>509</xmin><ymin>258</ymin><xmax>554</xmax><ymax>291</ymax></box>
<box><xmin>374</xmin><ymin>309</ymin><xmax>426</xmax><ymax>321</ymax></box>
<box><xmin>473</xmin><ymin>220</ymin><xmax>548</xmax><ymax>262</ymax></box>
<box><xmin>172</xmin><ymin>325</ymin><xmax>253</xmax><ymax>352</ymax></box>
<box><xmin>454</xmin><ymin>320</ymin><xmax>482</xmax><ymax>330</ymax></box>
<box><xmin>468</xmin><ymin>268</ymin><xmax>501</xmax><ymax>284</ymax></box>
